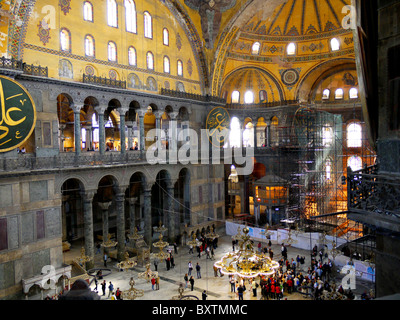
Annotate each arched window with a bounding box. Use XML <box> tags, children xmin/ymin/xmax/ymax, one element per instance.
<box><xmin>163</xmin><ymin>56</ymin><xmax>170</xmax><ymax>73</ymax></box>
<box><xmin>348</xmin><ymin>156</ymin><xmax>362</xmax><ymax>171</ymax></box>
<box><xmin>92</xmin><ymin>113</ymin><xmax>99</xmax><ymax>146</ymax></box>
<box><xmin>144</xmin><ymin>11</ymin><xmax>152</xmax><ymax>39</ymax></box>
<box><xmin>252</xmin><ymin>42</ymin><xmax>261</xmax><ymax>55</ymax></box>
<box><xmin>243</xmin><ymin>121</ymin><xmax>254</xmax><ymax>147</ymax></box>
<box><xmin>322</xmin><ymin>125</ymin><xmax>333</xmax><ymax>146</ymax></box>
<box><xmin>229</xmin><ymin>117</ymin><xmax>241</xmax><ymax>148</ymax></box>
<box><xmin>125</xmin><ymin>0</ymin><xmax>136</xmax><ymax>33</ymax></box>
<box><xmin>259</xmin><ymin>90</ymin><xmax>267</xmax><ymax>102</ymax></box>
<box><xmin>163</xmin><ymin>28</ymin><xmax>169</xmax><ymax>46</ymax></box>
<box><xmin>244</xmin><ymin>91</ymin><xmax>254</xmax><ymax>104</ymax></box>
<box><xmin>335</xmin><ymin>88</ymin><xmax>344</xmax><ymax>99</ymax></box>
<box><xmin>84</xmin><ymin>35</ymin><xmax>95</xmax><ymax>57</ymax></box>
<box><xmin>83</xmin><ymin>1</ymin><xmax>93</xmax><ymax>22</ymax></box>
<box><xmin>108</xmin><ymin>41</ymin><xmax>117</xmax><ymax>61</ymax></box>
<box><xmin>347</xmin><ymin>122</ymin><xmax>362</xmax><ymax>148</ymax></box>
<box><xmin>349</xmin><ymin>87</ymin><xmax>358</xmax><ymax>99</ymax></box>
<box><xmin>287</xmin><ymin>42</ymin><xmax>296</xmax><ymax>55</ymax></box>
<box><xmin>177</xmin><ymin>60</ymin><xmax>183</xmax><ymax>76</ymax></box>
<box><xmin>325</xmin><ymin>159</ymin><xmax>332</xmax><ymax>180</ymax></box>
<box><xmin>330</xmin><ymin>38</ymin><xmax>340</xmax><ymax>51</ymax></box>
<box><xmin>60</xmin><ymin>28</ymin><xmax>71</xmax><ymax>52</ymax></box>
<box><xmin>146</xmin><ymin>51</ymin><xmax>154</xmax><ymax>70</ymax></box>
<box><xmin>128</xmin><ymin>46</ymin><xmax>136</xmax><ymax>66</ymax></box>
<box><xmin>231</xmin><ymin>90</ymin><xmax>240</xmax><ymax>103</ymax></box>
<box><xmin>322</xmin><ymin>89</ymin><xmax>330</xmax><ymax>100</ymax></box>
<box><xmin>107</xmin><ymin>0</ymin><xmax>118</xmax><ymax>27</ymax></box>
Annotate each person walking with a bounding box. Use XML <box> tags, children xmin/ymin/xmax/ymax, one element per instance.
<box><xmin>196</xmin><ymin>262</ymin><xmax>201</xmax><ymax>278</ymax></box>
<box><xmin>151</xmin><ymin>276</ymin><xmax>156</xmax><ymax>290</ymax></box>
<box><xmin>252</xmin><ymin>280</ymin><xmax>258</xmax><ymax>297</ymax></box>
<box><xmin>189</xmin><ymin>276</ymin><xmax>195</xmax><ymax>291</ymax></box>
<box><xmin>93</xmin><ymin>276</ymin><xmax>98</xmax><ymax>293</ymax></box>
<box><xmin>154</xmin><ymin>257</ymin><xmax>159</xmax><ymax>271</ymax></box>
<box><xmin>101</xmin><ymin>280</ymin><xmax>106</xmax><ymax>296</ymax></box>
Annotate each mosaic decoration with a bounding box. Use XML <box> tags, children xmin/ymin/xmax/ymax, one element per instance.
<box><xmin>344</xmin><ymin>37</ymin><xmax>353</xmax><ymax>45</ymax></box>
<box><xmin>324</xmin><ymin>21</ymin><xmax>337</xmax><ymax>32</ymax></box>
<box><xmin>85</xmin><ymin>65</ymin><xmax>95</xmax><ymax>76</ymax></box>
<box><xmin>59</xmin><ymin>0</ymin><xmax>71</xmax><ymax>15</ymax></box>
<box><xmin>164</xmin><ymin>81</ymin><xmax>170</xmax><ymax>89</ymax></box>
<box><xmin>302</xmin><ymin>42</ymin><xmax>324</xmax><ymax>52</ymax></box>
<box><xmin>287</xmin><ymin>25</ymin><xmax>300</xmax><ymax>36</ymax></box>
<box><xmin>146</xmin><ymin>77</ymin><xmax>157</xmax><ymax>91</ymax></box>
<box><xmin>305</xmin><ymin>24</ymin><xmax>318</xmax><ymax>34</ymax></box>
<box><xmin>187</xmin><ymin>59</ymin><xmax>193</xmax><ymax>76</ymax></box>
<box><xmin>37</xmin><ymin>20</ymin><xmax>50</xmax><ymax>46</ymax></box>
<box><xmin>109</xmin><ymin>69</ymin><xmax>117</xmax><ymax>80</ymax></box>
<box><xmin>176</xmin><ymin>33</ymin><xmax>182</xmax><ymax>51</ymax></box>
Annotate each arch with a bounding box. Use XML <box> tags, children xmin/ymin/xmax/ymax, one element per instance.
<box><xmin>295</xmin><ymin>58</ymin><xmax>356</xmax><ymax>102</ymax></box>
<box><xmin>175</xmin><ymin>167</ymin><xmax>191</xmax><ymax>227</ymax></box>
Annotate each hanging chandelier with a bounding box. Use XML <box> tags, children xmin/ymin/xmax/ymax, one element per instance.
<box><xmin>128</xmin><ymin>228</ymin><xmax>144</xmax><ymax>242</ymax></box>
<box><xmin>153</xmin><ymin>220</ymin><xmax>168</xmax><ymax>234</ymax></box>
<box><xmin>214</xmin><ymin>225</ymin><xmax>280</xmax><ymax>278</ymax></box>
<box><xmin>188</xmin><ymin>233</ymin><xmax>201</xmax><ymax>248</ymax></box>
<box><xmin>205</xmin><ymin>226</ymin><xmax>220</xmax><ymax>241</ymax></box>
<box><xmin>152</xmin><ymin>233</ymin><xmax>170</xmax><ymax>260</ymax></box>
<box><xmin>101</xmin><ymin>233</ymin><xmax>118</xmax><ymax>248</ymax></box>
<box><xmin>76</xmin><ymin>247</ymin><xmax>92</xmax><ymax>266</ymax></box>
<box><xmin>121</xmin><ymin>277</ymin><xmax>144</xmax><ymax>300</ymax></box>
<box><xmin>138</xmin><ymin>263</ymin><xmax>158</xmax><ymax>282</ymax></box>
<box><xmin>117</xmin><ymin>251</ymin><xmax>137</xmax><ymax>271</ymax></box>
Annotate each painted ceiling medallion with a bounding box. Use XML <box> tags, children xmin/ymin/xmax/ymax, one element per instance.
<box><xmin>281</xmin><ymin>68</ymin><xmax>299</xmax><ymax>86</ymax></box>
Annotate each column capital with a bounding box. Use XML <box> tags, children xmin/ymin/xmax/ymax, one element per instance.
<box><xmin>119</xmin><ymin>106</ymin><xmax>129</xmax><ymax>115</ymax></box>
<box><xmin>81</xmin><ymin>190</ymin><xmax>95</xmax><ymax>201</ymax></box>
<box><xmin>153</xmin><ymin>110</ymin><xmax>164</xmax><ymax>119</ymax></box>
<box><xmin>137</xmin><ymin>108</ymin><xmax>147</xmax><ymax>117</ymax></box>
<box><xmin>95</xmin><ymin>105</ymin><xmax>108</xmax><ymax>114</ymax></box>
<box><xmin>169</xmin><ymin>112</ymin><xmax>179</xmax><ymax>120</ymax></box>
<box><xmin>72</xmin><ymin>105</ymin><xmax>83</xmax><ymax>113</ymax></box>
<box><xmin>98</xmin><ymin>201</ymin><xmax>112</xmax><ymax>210</ymax></box>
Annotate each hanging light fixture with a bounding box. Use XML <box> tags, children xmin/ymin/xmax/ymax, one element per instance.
<box><xmin>117</xmin><ymin>251</ymin><xmax>137</xmax><ymax>271</ymax></box>
<box><xmin>101</xmin><ymin>233</ymin><xmax>118</xmax><ymax>249</ymax></box>
<box><xmin>205</xmin><ymin>226</ymin><xmax>220</xmax><ymax>241</ymax></box>
<box><xmin>214</xmin><ymin>225</ymin><xmax>279</xmax><ymax>278</ymax></box>
<box><xmin>138</xmin><ymin>263</ymin><xmax>158</xmax><ymax>282</ymax></box>
<box><xmin>121</xmin><ymin>277</ymin><xmax>144</xmax><ymax>300</ymax></box>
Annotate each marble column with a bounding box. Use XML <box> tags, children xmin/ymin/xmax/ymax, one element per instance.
<box><xmin>98</xmin><ymin>201</ymin><xmax>112</xmax><ymax>242</ymax></box>
<box><xmin>169</xmin><ymin>112</ymin><xmax>179</xmax><ymax>162</ymax></box>
<box><xmin>115</xmin><ymin>191</ymin><xmax>126</xmax><ymax>261</ymax></box>
<box><xmin>154</xmin><ymin>110</ymin><xmax>164</xmax><ymax>151</ymax></box>
<box><xmin>127</xmin><ymin>197</ymin><xmax>138</xmax><ymax>235</ymax></box>
<box><xmin>73</xmin><ymin>105</ymin><xmax>82</xmax><ymax>155</ymax></box>
<box><xmin>61</xmin><ymin>195</ymin><xmax>69</xmax><ymax>241</ymax></box>
<box><xmin>266</xmin><ymin>121</ymin><xmax>271</xmax><ymax>147</ymax></box>
<box><xmin>119</xmin><ymin>107</ymin><xmax>128</xmax><ymax>154</ymax></box>
<box><xmin>143</xmin><ymin>187</ymin><xmax>152</xmax><ymax>246</ymax></box>
<box><xmin>253</xmin><ymin>124</ymin><xmax>257</xmax><ymax>150</ymax></box>
<box><xmin>126</xmin><ymin>121</ymin><xmax>133</xmax><ymax>150</ymax></box>
<box><xmin>85</xmin><ymin>125</ymin><xmax>92</xmax><ymax>151</ymax></box>
<box><xmin>95</xmin><ymin>106</ymin><xmax>107</xmax><ymax>154</ymax></box>
<box><xmin>136</xmin><ymin>109</ymin><xmax>146</xmax><ymax>151</ymax></box>
<box><xmin>166</xmin><ymin>186</ymin><xmax>175</xmax><ymax>243</ymax></box>
<box><xmin>82</xmin><ymin>191</ymin><xmax>95</xmax><ymax>269</ymax></box>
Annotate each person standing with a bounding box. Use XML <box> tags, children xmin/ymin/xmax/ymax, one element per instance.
<box><xmin>230</xmin><ymin>276</ymin><xmax>236</xmax><ymax>293</ymax></box>
<box><xmin>184</xmin><ymin>274</ymin><xmax>189</xmax><ymax>288</ymax></box>
<box><xmin>93</xmin><ymin>276</ymin><xmax>98</xmax><ymax>293</ymax></box>
<box><xmin>151</xmin><ymin>277</ymin><xmax>156</xmax><ymax>290</ymax></box>
<box><xmin>103</xmin><ymin>253</ymin><xmax>108</xmax><ymax>267</ymax></box>
<box><xmin>156</xmin><ymin>275</ymin><xmax>160</xmax><ymax>290</ymax></box>
<box><xmin>252</xmin><ymin>280</ymin><xmax>258</xmax><ymax>297</ymax></box>
<box><xmin>202</xmin><ymin>290</ymin><xmax>207</xmax><ymax>300</ymax></box>
<box><xmin>108</xmin><ymin>281</ymin><xmax>114</xmax><ymax>297</ymax></box>
<box><xmin>188</xmin><ymin>261</ymin><xmax>193</xmax><ymax>276</ymax></box>
<box><xmin>237</xmin><ymin>285</ymin><xmax>244</xmax><ymax>300</ymax></box>
<box><xmin>189</xmin><ymin>276</ymin><xmax>195</xmax><ymax>291</ymax></box>
<box><xmin>154</xmin><ymin>257</ymin><xmax>159</xmax><ymax>271</ymax></box>
<box><xmin>101</xmin><ymin>280</ymin><xmax>106</xmax><ymax>296</ymax></box>
<box><xmin>196</xmin><ymin>262</ymin><xmax>201</xmax><ymax>278</ymax></box>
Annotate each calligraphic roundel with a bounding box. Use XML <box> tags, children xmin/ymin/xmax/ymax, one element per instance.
<box><xmin>206</xmin><ymin>106</ymin><xmax>230</xmax><ymax>147</ymax></box>
<box><xmin>0</xmin><ymin>75</ymin><xmax>36</xmax><ymax>152</ymax></box>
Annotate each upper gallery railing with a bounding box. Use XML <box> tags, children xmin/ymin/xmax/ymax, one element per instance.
<box><xmin>347</xmin><ymin>164</ymin><xmax>400</xmax><ymax>219</ymax></box>
<box><xmin>160</xmin><ymin>88</ymin><xmax>226</xmax><ymax>104</ymax></box>
<box><xmin>0</xmin><ymin>57</ymin><xmax>48</xmax><ymax>77</ymax></box>
<box><xmin>82</xmin><ymin>74</ymin><xmax>127</xmax><ymax>89</ymax></box>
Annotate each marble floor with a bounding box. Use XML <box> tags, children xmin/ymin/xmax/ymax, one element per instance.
<box><xmin>58</xmin><ymin>231</ymin><xmax>374</xmax><ymax>301</ymax></box>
